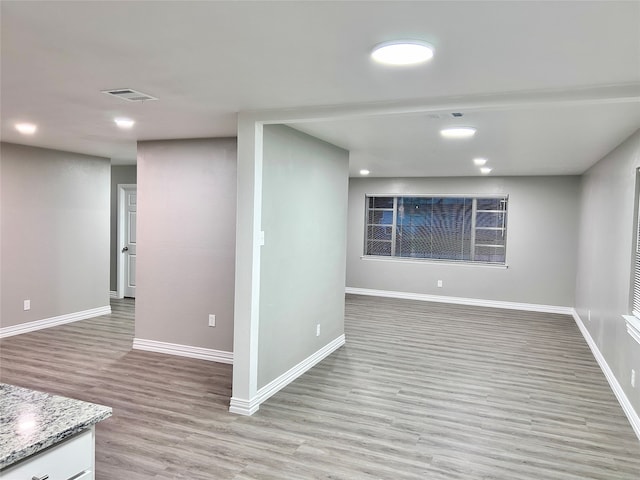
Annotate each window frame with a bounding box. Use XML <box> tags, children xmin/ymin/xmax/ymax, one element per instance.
<box><xmin>363</xmin><ymin>193</ymin><xmax>509</xmax><ymax>266</ymax></box>
<box><xmin>627</xmin><ymin>171</ymin><xmax>640</xmax><ymax>345</ymax></box>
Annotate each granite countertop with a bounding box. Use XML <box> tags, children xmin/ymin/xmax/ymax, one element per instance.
<box><xmin>0</xmin><ymin>383</ymin><xmax>112</xmax><ymax>469</ymax></box>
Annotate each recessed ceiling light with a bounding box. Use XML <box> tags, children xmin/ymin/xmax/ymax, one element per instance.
<box><xmin>114</xmin><ymin>118</ymin><xmax>135</xmax><ymax>129</ymax></box>
<box><xmin>371</xmin><ymin>40</ymin><xmax>434</xmax><ymax>66</ymax></box>
<box><xmin>440</xmin><ymin>127</ymin><xmax>476</xmax><ymax>139</ymax></box>
<box><xmin>15</xmin><ymin>123</ymin><xmax>37</xmax><ymax>134</ymax></box>
<box><xmin>480</xmin><ymin>167</ymin><xmax>492</xmax><ymax>175</ymax></box>
<box><xmin>473</xmin><ymin>158</ymin><xmax>488</xmax><ymax>166</ymax></box>
<box><xmin>360</xmin><ymin>169</ymin><xmax>370</xmax><ymax>175</ymax></box>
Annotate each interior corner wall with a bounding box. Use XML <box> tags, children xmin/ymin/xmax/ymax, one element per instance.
<box><xmin>347</xmin><ymin>176</ymin><xmax>580</xmax><ymax>307</ymax></box>
<box><xmin>135</xmin><ymin>138</ymin><xmax>237</xmax><ymax>352</ymax></box>
<box><xmin>0</xmin><ymin>142</ymin><xmax>110</xmax><ymax>328</ymax></box>
<box><xmin>110</xmin><ymin>165</ymin><xmax>137</xmax><ymax>292</ymax></box>
<box><xmin>258</xmin><ymin>125</ymin><xmax>349</xmax><ymax>389</ymax></box>
<box><xmin>574</xmin><ymin>128</ymin><xmax>640</xmax><ymax>415</ymax></box>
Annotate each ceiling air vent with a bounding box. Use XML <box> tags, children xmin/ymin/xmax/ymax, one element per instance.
<box><xmin>101</xmin><ymin>88</ymin><xmax>157</xmax><ymax>102</ymax></box>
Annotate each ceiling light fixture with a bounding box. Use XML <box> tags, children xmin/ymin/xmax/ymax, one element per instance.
<box><xmin>440</xmin><ymin>127</ymin><xmax>477</xmax><ymax>139</ymax></box>
<box><xmin>114</xmin><ymin>118</ymin><xmax>135</xmax><ymax>129</ymax></box>
<box><xmin>480</xmin><ymin>167</ymin><xmax>492</xmax><ymax>175</ymax></box>
<box><xmin>371</xmin><ymin>40</ymin><xmax>434</xmax><ymax>66</ymax></box>
<box><xmin>15</xmin><ymin>123</ymin><xmax>37</xmax><ymax>135</ymax></box>
<box><xmin>473</xmin><ymin>158</ymin><xmax>488</xmax><ymax>166</ymax></box>
<box><xmin>360</xmin><ymin>169</ymin><xmax>370</xmax><ymax>176</ymax></box>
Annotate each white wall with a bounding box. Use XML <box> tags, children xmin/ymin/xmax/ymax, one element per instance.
<box><xmin>575</xmin><ymin>129</ymin><xmax>640</xmax><ymax>415</ymax></box>
<box><xmin>258</xmin><ymin>125</ymin><xmax>349</xmax><ymax>388</ymax></box>
<box><xmin>347</xmin><ymin>176</ymin><xmax>580</xmax><ymax>308</ymax></box>
<box><xmin>135</xmin><ymin>138</ymin><xmax>237</xmax><ymax>352</ymax></box>
<box><xmin>0</xmin><ymin>142</ymin><xmax>110</xmax><ymax>328</ymax></box>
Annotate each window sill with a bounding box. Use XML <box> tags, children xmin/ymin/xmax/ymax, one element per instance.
<box><xmin>622</xmin><ymin>315</ymin><xmax>640</xmax><ymax>345</ymax></box>
<box><xmin>360</xmin><ymin>255</ymin><xmax>508</xmax><ymax>269</ymax></box>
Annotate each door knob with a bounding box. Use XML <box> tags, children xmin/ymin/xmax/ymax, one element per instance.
<box><xmin>122</xmin><ymin>246</ymin><xmax>129</xmax><ymax>253</ymax></box>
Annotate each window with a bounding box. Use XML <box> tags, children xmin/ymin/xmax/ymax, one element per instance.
<box><xmin>365</xmin><ymin>195</ymin><xmax>508</xmax><ymax>264</ymax></box>
<box><xmin>626</xmin><ymin>177</ymin><xmax>640</xmax><ymax>344</ymax></box>
<box><xmin>633</xmin><ymin>182</ymin><xmax>640</xmax><ymax>317</ymax></box>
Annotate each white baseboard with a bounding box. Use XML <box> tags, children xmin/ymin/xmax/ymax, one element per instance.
<box><xmin>345</xmin><ymin>287</ymin><xmax>573</xmax><ymax>315</ymax></box>
<box><xmin>132</xmin><ymin>338</ymin><xmax>233</xmax><ymax>365</ymax></box>
<box><xmin>109</xmin><ymin>290</ymin><xmax>121</xmax><ymax>299</ymax></box>
<box><xmin>0</xmin><ymin>305</ymin><xmax>112</xmax><ymax>338</ymax></box>
<box><xmin>229</xmin><ymin>334</ymin><xmax>346</xmax><ymax>416</ymax></box>
<box><xmin>229</xmin><ymin>396</ymin><xmax>261</xmax><ymax>416</ymax></box>
<box><xmin>572</xmin><ymin>310</ymin><xmax>640</xmax><ymax>441</ymax></box>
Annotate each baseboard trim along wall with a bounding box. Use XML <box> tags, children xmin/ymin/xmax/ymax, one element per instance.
<box><xmin>345</xmin><ymin>287</ymin><xmax>574</xmax><ymax>315</ymax></box>
<box><xmin>109</xmin><ymin>291</ymin><xmax>120</xmax><ymax>299</ymax></box>
<box><xmin>132</xmin><ymin>338</ymin><xmax>233</xmax><ymax>364</ymax></box>
<box><xmin>0</xmin><ymin>305</ymin><xmax>112</xmax><ymax>339</ymax></box>
<box><xmin>571</xmin><ymin>311</ymin><xmax>640</xmax><ymax>441</ymax></box>
<box><xmin>229</xmin><ymin>334</ymin><xmax>346</xmax><ymax>416</ymax></box>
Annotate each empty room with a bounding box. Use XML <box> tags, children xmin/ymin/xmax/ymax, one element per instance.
<box><xmin>1</xmin><ymin>1</ymin><xmax>639</xmax><ymax>479</ymax></box>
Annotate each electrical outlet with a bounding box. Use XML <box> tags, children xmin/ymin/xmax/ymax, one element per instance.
<box><xmin>316</xmin><ymin>324</ymin><xmax>321</xmax><ymax>337</ymax></box>
<box><xmin>437</xmin><ymin>280</ymin><xmax>443</xmax><ymax>288</ymax></box>
<box><xmin>23</xmin><ymin>299</ymin><xmax>30</xmax><ymax>311</ymax></box>
<box><xmin>208</xmin><ymin>314</ymin><xmax>216</xmax><ymax>327</ymax></box>
<box><xmin>632</xmin><ymin>369</ymin><xmax>636</xmax><ymax>388</ymax></box>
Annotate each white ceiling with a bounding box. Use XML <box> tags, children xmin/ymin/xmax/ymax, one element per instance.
<box><xmin>1</xmin><ymin>1</ymin><xmax>639</xmax><ymax>176</ymax></box>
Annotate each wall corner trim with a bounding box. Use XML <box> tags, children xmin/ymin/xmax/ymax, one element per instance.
<box><xmin>229</xmin><ymin>396</ymin><xmax>261</xmax><ymax>416</ymax></box>
<box><xmin>345</xmin><ymin>287</ymin><xmax>573</xmax><ymax>315</ymax></box>
<box><xmin>132</xmin><ymin>338</ymin><xmax>233</xmax><ymax>364</ymax></box>
<box><xmin>229</xmin><ymin>334</ymin><xmax>346</xmax><ymax>416</ymax></box>
<box><xmin>0</xmin><ymin>306</ymin><xmax>112</xmax><ymax>339</ymax></box>
<box><xmin>573</xmin><ymin>310</ymin><xmax>640</xmax><ymax>441</ymax></box>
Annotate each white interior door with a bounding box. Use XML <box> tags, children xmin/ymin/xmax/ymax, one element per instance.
<box><xmin>119</xmin><ymin>185</ymin><xmax>137</xmax><ymax>298</ymax></box>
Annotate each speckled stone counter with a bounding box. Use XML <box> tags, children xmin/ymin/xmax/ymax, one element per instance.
<box><xmin>0</xmin><ymin>383</ymin><xmax>111</xmax><ymax>470</ymax></box>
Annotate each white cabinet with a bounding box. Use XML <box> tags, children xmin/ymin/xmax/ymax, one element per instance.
<box><xmin>0</xmin><ymin>428</ymin><xmax>94</xmax><ymax>480</ymax></box>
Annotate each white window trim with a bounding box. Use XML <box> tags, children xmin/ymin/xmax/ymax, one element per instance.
<box><xmin>623</xmin><ymin>315</ymin><xmax>640</xmax><ymax>346</ymax></box>
<box><xmin>360</xmin><ymin>255</ymin><xmax>508</xmax><ymax>269</ymax></box>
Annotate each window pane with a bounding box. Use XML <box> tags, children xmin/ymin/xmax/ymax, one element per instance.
<box><xmin>366</xmin><ymin>240</ymin><xmax>392</xmax><ymax>256</ymax></box>
<box><xmin>476</xmin><ymin>198</ymin><xmax>506</xmax><ymax>210</ymax></box>
<box><xmin>373</xmin><ymin>197</ymin><xmax>394</xmax><ymax>209</ymax></box>
<box><xmin>368</xmin><ymin>209</ymin><xmax>393</xmax><ymax>225</ymax></box>
<box><xmin>475</xmin><ymin>245</ymin><xmax>505</xmax><ymax>263</ymax></box>
<box><xmin>397</xmin><ymin>225</ymin><xmax>431</xmax><ymax>258</ymax></box>
<box><xmin>476</xmin><ymin>211</ymin><xmax>505</xmax><ymax>229</ymax></box>
<box><xmin>475</xmin><ymin>228</ymin><xmax>505</xmax><ymax>245</ymax></box>
<box><xmin>430</xmin><ymin>197</ymin><xmax>472</xmax><ymax>261</ymax></box>
<box><xmin>396</xmin><ymin>197</ymin><xmax>431</xmax><ymax>258</ymax></box>
<box><xmin>367</xmin><ymin>225</ymin><xmax>392</xmax><ymax>241</ymax></box>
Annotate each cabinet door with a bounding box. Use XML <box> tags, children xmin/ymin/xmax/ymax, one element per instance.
<box><xmin>0</xmin><ymin>429</ymin><xmax>93</xmax><ymax>480</ymax></box>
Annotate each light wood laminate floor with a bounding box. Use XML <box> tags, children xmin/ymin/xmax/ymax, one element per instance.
<box><xmin>1</xmin><ymin>295</ymin><xmax>639</xmax><ymax>479</ymax></box>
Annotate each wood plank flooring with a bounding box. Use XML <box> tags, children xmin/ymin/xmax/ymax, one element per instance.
<box><xmin>1</xmin><ymin>295</ymin><xmax>639</xmax><ymax>479</ymax></box>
